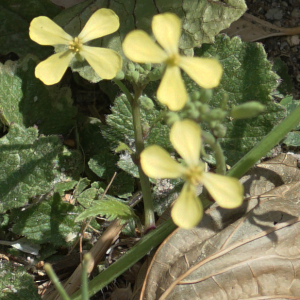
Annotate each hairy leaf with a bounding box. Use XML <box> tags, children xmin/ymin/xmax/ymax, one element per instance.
<box><xmin>0</xmin><ymin>124</ymin><xmax>82</xmax><ymax>213</ymax></box>
<box><xmin>0</xmin><ymin>261</ymin><xmax>41</xmax><ymax>299</ymax></box>
<box><xmin>11</xmin><ymin>193</ymin><xmax>81</xmax><ymax>246</ymax></box>
<box><xmin>0</xmin><ymin>0</ymin><xmax>61</xmax><ymax>58</ymax></box>
<box><xmin>0</xmin><ymin>57</ymin><xmax>77</xmax><ymax>135</ymax></box>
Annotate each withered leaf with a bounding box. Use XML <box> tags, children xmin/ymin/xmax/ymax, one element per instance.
<box><xmin>222</xmin><ymin>13</ymin><xmax>300</xmax><ymax>42</ymax></box>
<box><xmin>141</xmin><ymin>181</ymin><xmax>300</xmax><ymax>300</ymax></box>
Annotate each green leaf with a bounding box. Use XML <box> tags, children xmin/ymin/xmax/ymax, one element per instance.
<box><xmin>283</xmin><ymin>132</ymin><xmax>300</xmax><ymax>147</ymax></box>
<box><xmin>280</xmin><ymin>96</ymin><xmax>300</xmax><ymax>146</ymax></box>
<box><xmin>102</xmin><ymin>94</ymin><xmax>171</xmax><ymax>152</ymax></box>
<box><xmin>11</xmin><ymin>193</ymin><xmax>81</xmax><ymax>246</ymax></box>
<box><xmin>0</xmin><ymin>261</ymin><xmax>41</xmax><ymax>299</ymax></box>
<box><xmin>272</xmin><ymin>57</ymin><xmax>293</xmax><ymax>95</ymax></box>
<box><xmin>75</xmin><ymin>196</ymin><xmax>138</xmax><ymax>224</ymax></box>
<box><xmin>0</xmin><ymin>0</ymin><xmax>62</xmax><ymax>59</ymax></box>
<box><xmin>52</xmin><ymin>0</ymin><xmax>247</xmax><ymax>82</ymax></box>
<box><xmin>0</xmin><ymin>124</ymin><xmax>82</xmax><ymax>213</ymax></box>
<box><xmin>0</xmin><ymin>57</ymin><xmax>78</xmax><ymax>135</ymax></box>
<box><xmin>79</xmin><ymin>117</ymin><xmax>109</xmax><ymax>159</ymax></box>
<box><xmin>101</xmin><ymin>94</ymin><xmax>171</xmax><ymax>178</ymax></box>
<box><xmin>88</xmin><ymin>152</ymin><xmax>134</xmax><ymax>197</ymax></box>
<box><xmin>190</xmin><ymin>35</ymin><xmax>286</xmax><ymax>165</ymax></box>
<box><xmin>280</xmin><ymin>96</ymin><xmax>300</xmax><ymax>130</ymax></box>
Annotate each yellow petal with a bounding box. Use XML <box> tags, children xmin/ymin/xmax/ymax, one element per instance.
<box><xmin>202</xmin><ymin>173</ymin><xmax>244</xmax><ymax>208</ymax></box>
<box><xmin>157</xmin><ymin>65</ymin><xmax>187</xmax><ymax>111</ymax></box>
<box><xmin>140</xmin><ymin>145</ymin><xmax>185</xmax><ymax>179</ymax></box>
<box><xmin>35</xmin><ymin>51</ymin><xmax>74</xmax><ymax>85</ymax></box>
<box><xmin>78</xmin><ymin>8</ymin><xmax>119</xmax><ymax>43</ymax></box>
<box><xmin>80</xmin><ymin>46</ymin><xmax>122</xmax><ymax>79</ymax></box>
<box><xmin>171</xmin><ymin>183</ymin><xmax>203</xmax><ymax>229</ymax></box>
<box><xmin>170</xmin><ymin>119</ymin><xmax>201</xmax><ymax>166</ymax></box>
<box><xmin>152</xmin><ymin>13</ymin><xmax>181</xmax><ymax>55</ymax></box>
<box><xmin>122</xmin><ymin>30</ymin><xmax>167</xmax><ymax>63</ymax></box>
<box><xmin>29</xmin><ymin>16</ymin><xmax>72</xmax><ymax>45</ymax></box>
<box><xmin>179</xmin><ymin>56</ymin><xmax>223</xmax><ymax>89</ymax></box>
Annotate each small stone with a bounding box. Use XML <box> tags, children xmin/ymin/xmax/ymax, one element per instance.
<box><xmin>287</xmin><ymin>35</ymin><xmax>300</xmax><ymax>47</ymax></box>
<box><xmin>291</xmin><ymin>8</ymin><xmax>300</xmax><ymax>18</ymax></box>
<box><xmin>265</xmin><ymin>8</ymin><xmax>283</xmax><ymax>20</ymax></box>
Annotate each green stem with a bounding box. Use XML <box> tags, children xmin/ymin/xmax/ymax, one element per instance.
<box><xmin>81</xmin><ymin>254</ymin><xmax>91</xmax><ymax>300</ymax></box>
<box><xmin>44</xmin><ymin>263</ymin><xmax>71</xmax><ymax>300</ymax></box>
<box><xmin>114</xmin><ymin>80</ymin><xmax>155</xmax><ymax>231</ymax></box>
<box><xmin>227</xmin><ymin>104</ymin><xmax>300</xmax><ymax>179</ymax></box>
<box><xmin>202</xmin><ymin>131</ymin><xmax>226</xmax><ymax>175</ymax></box>
<box><xmin>70</xmin><ymin>218</ymin><xmax>177</xmax><ymax>300</ymax></box>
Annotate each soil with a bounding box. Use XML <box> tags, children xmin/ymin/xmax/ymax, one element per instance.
<box><xmin>246</xmin><ymin>0</ymin><xmax>300</xmax><ymax>99</ymax></box>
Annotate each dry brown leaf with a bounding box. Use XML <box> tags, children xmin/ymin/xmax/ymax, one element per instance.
<box><xmin>241</xmin><ymin>153</ymin><xmax>300</xmax><ymax>197</ymax></box>
<box><xmin>222</xmin><ymin>13</ymin><xmax>300</xmax><ymax>42</ymax></box>
<box><xmin>140</xmin><ymin>180</ymin><xmax>300</xmax><ymax>299</ymax></box>
<box><xmin>44</xmin><ymin>220</ymin><xmax>123</xmax><ymax>299</ymax></box>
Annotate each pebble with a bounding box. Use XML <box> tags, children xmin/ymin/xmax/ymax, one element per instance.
<box><xmin>265</xmin><ymin>8</ymin><xmax>284</xmax><ymax>20</ymax></box>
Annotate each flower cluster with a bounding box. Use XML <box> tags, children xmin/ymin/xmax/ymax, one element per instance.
<box><xmin>140</xmin><ymin>119</ymin><xmax>243</xmax><ymax>229</ymax></box>
<box><xmin>29</xmin><ymin>8</ymin><xmax>122</xmax><ymax>85</ymax></box>
<box><xmin>122</xmin><ymin>13</ymin><xmax>223</xmax><ymax>111</ymax></box>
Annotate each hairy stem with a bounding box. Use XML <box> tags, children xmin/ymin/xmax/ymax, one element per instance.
<box><xmin>114</xmin><ymin>80</ymin><xmax>155</xmax><ymax>231</ymax></box>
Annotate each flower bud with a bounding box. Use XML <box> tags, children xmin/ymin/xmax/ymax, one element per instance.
<box><xmin>139</xmin><ymin>96</ymin><xmax>154</xmax><ymax>110</ymax></box>
<box><xmin>208</xmin><ymin>108</ymin><xmax>227</xmax><ymax>121</ymax></box>
<box><xmin>143</xmin><ymin>63</ymin><xmax>152</xmax><ymax>71</ymax></box>
<box><xmin>127</xmin><ymin>62</ymin><xmax>135</xmax><ymax>72</ymax></box>
<box><xmin>115</xmin><ymin>70</ymin><xmax>124</xmax><ymax>80</ymax></box>
<box><xmin>148</xmin><ymin>66</ymin><xmax>164</xmax><ymax>81</ymax></box>
<box><xmin>199</xmin><ymin>89</ymin><xmax>213</xmax><ymax>103</ymax></box>
<box><xmin>131</xmin><ymin>70</ymin><xmax>139</xmax><ymax>83</ymax></box>
<box><xmin>230</xmin><ymin>101</ymin><xmax>265</xmax><ymax>120</ymax></box>
<box><xmin>213</xmin><ymin>124</ymin><xmax>227</xmax><ymax>138</ymax></box>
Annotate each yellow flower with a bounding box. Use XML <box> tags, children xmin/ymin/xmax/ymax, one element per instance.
<box><xmin>140</xmin><ymin>119</ymin><xmax>243</xmax><ymax>229</ymax></box>
<box><xmin>29</xmin><ymin>8</ymin><xmax>122</xmax><ymax>85</ymax></box>
<box><xmin>122</xmin><ymin>13</ymin><xmax>223</xmax><ymax>111</ymax></box>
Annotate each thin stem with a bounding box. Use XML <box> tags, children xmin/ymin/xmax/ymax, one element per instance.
<box><xmin>44</xmin><ymin>263</ymin><xmax>71</xmax><ymax>300</ymax></box>
<box><xmin>114</xmin><ymin>80</ymin><xmax>155</xmax><ymax>231</ymax></box>
<box><xmin>81</xmin><ymin>254</ymin><xmax>91</xmax><ymax>300</ymax></box>
<box><xmin>227</xmin><ymin>104</ymin><xmax>300</xmax><ymax>179</ymax></box>
<box><xmin>70</xmin><ymin>218</ymin><xmax>177</xmax><ymax>300</ymax></box>
<box><xmin>202</xmin><ymin>131</ymin><xmax>226</xmax><ymax>175</ymax></box>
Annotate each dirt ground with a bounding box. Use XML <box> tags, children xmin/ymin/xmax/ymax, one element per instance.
<box><xmin>246</xmin><ymin>0</ymin><xmax>300</xmax><ymax>99</ymax></box>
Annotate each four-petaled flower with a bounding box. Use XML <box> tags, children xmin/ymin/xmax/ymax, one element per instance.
<box><xmin>29</xmin><ymin>8</ymin><xmax>122</xmax><ymax>85</ymax></box>
<box><xmin>140</xmin><ymin>119</ymin><xmax>243</xmax><ymax>229</ymax></box>
<box><xmin>122</xmin><ymin>13</ymin><xmax>223</xmax><ymax>111</ymax></box>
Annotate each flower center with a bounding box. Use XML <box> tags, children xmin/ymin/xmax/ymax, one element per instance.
<box><xmin>184</xmin><ymin>164</ymin><xmax>204</xmax><ymax>186</ymax></box>
<box><xmin>166</xmin><ymin>53</ymin><xmax>181</xmax><ymax>67</ymax></box>
<box><xmin>68</xmin><ymin>37</ymin><xmax>83</xmax><ymax>53</ymax></box>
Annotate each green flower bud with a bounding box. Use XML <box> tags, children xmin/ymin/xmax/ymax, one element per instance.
<box><xmin>148</xmin><ymin>66</ymin><xmax>164</xmax><ymax>81</ymax></box>
<box><xmin>213</xmin><ymin>124</ymin><xmax>227</xmax><ymax>138</ymax></box>
<box><xmin>190</xmin><ymin>91</ymin><xmax>201</xmax><ymax>102</ymax></box>
<box><xmin>199</xmin><ymin>89</ymin><xmax>213</xmax><ymax>103</ymax></box>
<box><xmin>166</xmin><ymin>112</ymin><xmax>180</xmax><ymax>126</ymax></box>
<box><xmin>208</xmin><ymin>108</ymin><xmax>227</xmax><ymax>121</ymax></box>
<box><xmin>143</xmin><ymin>63</ymin><xmax>152</xmax><ymax>71</ymax></box>
<box><xmin>199</xmin><ymin>104</ymin><xmax>210</xmax><ymax>115</ymax></box>
<box><xmin>127</xmin><ymin>62</ymin><xmax>135</xmax><ymax>72</ymax></box>
<box><xmin>230</xmin><ymin>101</ymin><xmax>265</xmax><ymax>120</ymax></box>
<box><xmin>131</xmin><ymin>70</ymin><xmax>140</xmax><ymax>83</ymax></box>
<box><xmin>139</xmin><ymin>96</ymin><xmax>154</xmax><ymax>110</ymax></box>
<box><xmin>115</xmin><ymin>70</ymin><xmax>124</xmax><ymax>80</ymax></box>
<box><xmin>136</xmin><ymin>65</ymin><xmax>144</xmax><ymax>73</ymax></box>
